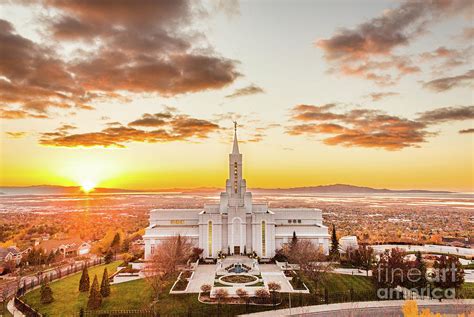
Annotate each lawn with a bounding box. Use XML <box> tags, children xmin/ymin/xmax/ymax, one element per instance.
<box><xmin>23</xmin><ymin>261</ymin><xmax>122</xmax><ymax>316</ymax></box>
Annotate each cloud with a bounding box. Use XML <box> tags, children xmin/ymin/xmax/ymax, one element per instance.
<box><xmin>39</xmin><ymin>111</ymin><xmax>220</xmax><ymax>148</ymax></box>
<box><xmin>5</xmin><ymin>131</ymin><xmax>27</xmax><ymax>139</ymax></box>
<box><xmin>1</xmin><ymin>1</ymin><xmax>240</xmax><ymax>118</ymax></box>
<box><xmin>417</xmin><ymin>105</ymin><xmax>474</xmax><ymax>123</ymax></box>
<box><xmin>316</xmin><ymin>0</ymin><xmax>471</xmax><ymax>85</ymax></box>
<box><xmin>287</xmin><ymin>103</ymin><xmax>473</xmax><ymax>150</ymax></box>
<box><xmin>0</xmin><ymin>108</ymin><xmax>49</xmax><ymax>119</ymax></box>
<box><xmin>461</xmin><ymin>27</ymin><xmax>474</xmax><ymax>40</ymax></box>
<box><xmin>419</xmin><ymin>46</ymin><xmax>473</xmax><ymax>70</ymax></box>
<box><xmin>225</xmin><ymin>84</ymin><xmax>265</xmax><ymax>99</ymax></box>
<box><xmin>366</xmin><ymin>92</ymin><xmax>399</xmax><ymax>101</ymax></box>
<box><xmin>422</xmin><ymin>69</ymin><xmax>474</xmax><ymax>92</ymax></box>
<box><xmin>459</xmin><ymin>128</ymin><xmax>474</xmax><ymax>134</ymax></box>
<box><xmin>128</xmin><ymin>112</ymin><xmax>173</xmax><ymax>127</ymax></box>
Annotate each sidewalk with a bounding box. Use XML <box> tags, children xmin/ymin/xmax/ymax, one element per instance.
<box><xmin>7</xmin><ymin>299</ymin><xmax>25</xmax><ymax>317</ymax></box>
<box><xmin>239</xmin><ymin>299</ymin><xmax>474</xmax><ymax>316</ymax></box>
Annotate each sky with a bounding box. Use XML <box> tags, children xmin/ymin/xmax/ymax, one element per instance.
<box><xmin>0</xmin><ymin>0</ymin><xmax>473</xmax><ymax>192</ymax></box>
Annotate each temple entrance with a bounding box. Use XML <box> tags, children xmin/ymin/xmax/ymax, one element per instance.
<box><xmin>234</xmin><ymin>246</ymin><xmax>241</xmax><ymax>254</ymax></box>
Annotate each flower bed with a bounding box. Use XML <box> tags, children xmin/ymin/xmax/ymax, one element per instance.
<box><xmin>221</xmin><ymin>275</ymin><xmax>257</xmax><ymax>284</ymax></box>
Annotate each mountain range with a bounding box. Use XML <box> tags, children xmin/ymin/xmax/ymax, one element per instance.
<box><xmin>0</xmin><ymin>184</ymin><xmax>453</xmax><ymax>195</ymax></box>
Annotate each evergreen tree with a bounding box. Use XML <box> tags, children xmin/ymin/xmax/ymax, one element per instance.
<box><xmin>289</xmin><ymin>231</ymin><xmax>298</xmax><ymax>254</ymax></box>
<box><xmin>40</xmin><ymin>278</ymin><xmax>54</xmax><ymax>304</ymax></box>
<box><xmin>79</xmin><ymin>265</ymin><xmax>90</xmax><ymax>292</ymax></box>
<box><xmin>87</xmin><ymin>275</ymin><xmax>102</xmax><ymax>310</ymax></box>
<box><xmin>329</xmin><ymin>224</ymin><xmax>340</xmax><ymax>260</ymax></box>
<box><xmin>110</xmin><ymin>233</ymin><xmax>121</xmax><ymax>253</ymax></box>
<box><xmin>121</xmin><ymin>237</ymin><xmax>130</xmax><ymax>252</ymax></box>
<box><xmin>100</xmin><ymin>268</ymin><xmax>111</xmax><ymax>297</ymax></box>
<box><xmin>412</xmin><ymin>251</ymin><xmax>428</xmax><ymax>292</ymax></box>
<box><xmin>104</xmin><ymin>249</ymin><xmax>114</xmax><ymax>264</ymax></box>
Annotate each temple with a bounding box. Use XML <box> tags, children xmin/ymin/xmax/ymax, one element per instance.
<box><xmin>144</xmin><ymin>124</ymin><xmax>329</xmax><ymax>259</ymax></box>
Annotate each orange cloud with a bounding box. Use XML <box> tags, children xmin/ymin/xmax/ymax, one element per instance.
<box><xmin>287</xmin><ymin>103</ymin><xmax>474</xmax><ymax>150</ymax></box>
<box><xmin>1</xmin><ymin>0</ymin><xmax>240</xmax><ymax>118</ymax></box>
<box><xmin>316</xmin><ymin>0</ymin><xmax>471</xmax><ymax>85</ymax></box>
<box><xmin>39</xmin><ymin>111</ymin><xmax>220</xmax><ymax>148</ymax></box>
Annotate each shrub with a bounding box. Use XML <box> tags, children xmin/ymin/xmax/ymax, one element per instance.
<box><xmin>254</xmin><ymin>288</ymin><xmax>270</xmax><ymax>303</ymax></box>
<box><xmin>40</xmin><ymin>281</ymin><xmax>54</xmax><ymax>304</ymax></box>
<box><xmin>200</xmin><ymin>284</ymin><xmax>212</xmax><ymax>294</ymax></box>
<box><xmin>214</xmin><ymin>288</ymin><xmax>229</xmax><ymax>302</ymax></box>
<box><xmin>267</xmin><ymin>281</ymin><xmax>281</xmax><ymax>292</ymax></box>
<box><xmin>236</xmin><ymin>288</ymin><xmax>248</xmax><ymax>299</ymax></box>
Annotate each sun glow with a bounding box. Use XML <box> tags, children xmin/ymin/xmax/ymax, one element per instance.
<box><xmin>80</xmin><ymin>179</ymin><xmax>97</xmax><ymax>193</ymax></box>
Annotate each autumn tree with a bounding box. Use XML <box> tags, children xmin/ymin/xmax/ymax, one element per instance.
<box><xmin>281</xmin><ymin>239</ymin><xmax>332</xmax><ymax>290</ymax></box>
<box><xmin>104</xmin><ymin>249</ymin><xmax>114</xmax><ymax>264</ymax></box>
<box><xmin>100</xmin><ymin>268</ymin><xmax>111</xmax><ymax>297</ymax></box>
<box><xmin>145</xmin><ymin>235</ymin><xmax>192</xmax><ymax>301</ymax></box>
<box><xmin>349</xmin><ymin>245</ymin><xmax>375</xmax><ymax>276</ymax></box>
<box><xmin>79</xmin><ymin>265</ymin><xmax>90</xmax><ymax>292</ymax></box>
<box><xmin>87</xmin><ymin>275</ymin><xmax>102</xmax><ymax>310</ymax></box>
<box><xmin>432</xmin><ymin>255</ymin><xmax>464</xmax><ymax>298</ymax></box>
<box><xmin>373</xmin><ymin>248</ymin><xmax>408</xmax><ymax>291</ymax></box>
<box><xmin>254</xmin><ymin>288</ymin><xmax>270</xmax><ymax>304</ymax></box>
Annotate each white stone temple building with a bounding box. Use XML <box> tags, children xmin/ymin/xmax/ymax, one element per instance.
<box><xmin>144</xmin><ymin>125</ymin><xmax>330</xmax><ymax>259</ymax></box>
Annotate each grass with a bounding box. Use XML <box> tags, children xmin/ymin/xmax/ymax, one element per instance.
<box><xmin>23</xmin><ymin>261</ymin><xmax>122</xmax><ymax>316</ymax></box>
<box><xmin>22</xmin><ymin>263</ymin><xmax>472</xmax><ymax>317</ymax></box>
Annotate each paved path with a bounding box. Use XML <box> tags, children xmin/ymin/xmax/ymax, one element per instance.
<box><xmin>239</xmin><ymin>299</ymin><xmax>474</xmax><ymax>316</ymax></box>
<box><xmin>260</xmin><ymin>264</ymin><xmax>293</xmax><ymax>293</ymax></box>
<box><xmin>187</xmin><ymin>264</ymin><xmax>215</xmax><ymax>293</ymax></box>
<box><xmin>333</xmin><ymin>268</ymin><xmax>372</xmax><ymax>276</ymax></box>
<box><xmin>7</xmin><ymin>299</ymin><xmax>24</xmax><ymax>317</ymax></box>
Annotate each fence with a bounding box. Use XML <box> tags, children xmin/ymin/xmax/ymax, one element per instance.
<box><xmin>81</xmin><ymin>309</ymin><xmax>155</xmax><ymax>317</ymax></box>
<box><xmin>17</xmin><ymin>258</ymin><xmax>104</xmax><ymax>296</ymax></box>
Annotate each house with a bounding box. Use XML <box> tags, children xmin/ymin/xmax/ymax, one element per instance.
<box><xmin>0</xmin><ymin>246</ymin><xmax>23</xmax><ymax>264</ymax></box>
<box><xmin>38</xmin><ymin>238</ymin><xmax>91</xmax><ymax>257</ymax></box>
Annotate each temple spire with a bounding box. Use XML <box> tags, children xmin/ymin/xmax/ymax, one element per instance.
<box><xmin>232</xmin><ymin>121</ymin><xmax>239</xmax><ymax>154</ymax></box>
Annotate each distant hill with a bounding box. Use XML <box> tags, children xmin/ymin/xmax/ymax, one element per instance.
<box><xmin>251</xmin><ymin>184</ymin><xmax>453</xmax><ymax>194</ymax></box>
<box><xmin>0</xmin><ymin>184</ymin><xmax>453</xmax><ymax>195</ymax></box>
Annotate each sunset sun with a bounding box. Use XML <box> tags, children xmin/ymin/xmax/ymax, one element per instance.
<box><xmin>80</xmin><ymin>180</ymin><xmax>96</xmax><ymax>193</ymax></box>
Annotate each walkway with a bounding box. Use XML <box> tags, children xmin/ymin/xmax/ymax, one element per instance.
<box><xmin>239</xmin><ymin>299</ymin><xmax>474</xmax><ymax>316</ymax></box>
<box><xmin>186</xmin><ymin>264</ymin><xmax>215</xmax><ymax>293</ymax></box>
<box><xmin>7</xmin><ymin>299</ymin><xmax>25</xmax><ymax>317</ymax></box>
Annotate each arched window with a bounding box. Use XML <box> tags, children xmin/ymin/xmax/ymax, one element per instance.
<box><xmin>208</xmin><ymin>221</ymin><xmax>213</xmax><ymax>257</ymax></box>
<box><xmin>234</xmin><ymin>162</ymin><xmax>238</xmax><ymax>193</ymax></box>
<box><xmin>261</xmin><ymin>221</ymin><xmax>266</xmax><ymax>257</ymax></box>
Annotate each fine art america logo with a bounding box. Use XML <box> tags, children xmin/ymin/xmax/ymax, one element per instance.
<box><xmin>375</xmin><ymin>262</ymin><xmax>461</xmax><ymax>299</ymax></box>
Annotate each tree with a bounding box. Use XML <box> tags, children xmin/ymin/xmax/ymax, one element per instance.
<box><xmin>281</xmin><ymin>239</ymin><xmax>332</xmax><ymax>290</ymax></box>
<box><xmin>373</xmin><ymin>248</ymin><xmax>408</xmax><ymax>291</ymax></box>
<box><xmin>329</xmin><ymin>224</ymin><xmax>339</xmax><ymax>261</ymax></box>
<box><xmin>432</xmin><ymin>255</ymin><xmax>464</xmax><ymax>298</ymax></box>
<box><xmin>104</xmin><ymin>249</ymin><xmax>114</xmax><ymax>264</ymax></box>
<box><xmin>79</xmin><ymin>265</ymin><xmax>90</xmax><ymax>292</ymax></box>
<box><xmin>200</xmin><ymin>284</ymin><xmax>212</xmax><ymax>294</ymax></box>
<box><xmin>408</xmin><ymin>251</ymin><xmax>427</xmax><ymax>293</ymax></box>
<box><xmin>145</xmin><ymin>235</ymin><xmax>192</xmax><ymax>300</ymax></box>
<box><xmin>100</xmin><ymin>268</ymin><xmax>111</xmax><ymax>297</ymax></box>
<box><xmin>40</xmin><ymin>278</ymin><xmax>54</xmax><ymax>304</ymax></box>
<box><xmin>349</xmin><ymin>245</ymin><xmax>375</xmax><ymax>276</ymax></box>
<box><xmin>121</xmin><ymin>237</ymin><xmax>130</xmax><ymax>253</ymax></box>
<box><xmin>110</xmin><ymin>233</ymin><xmax>121</xmax><ymax>255</ymax></box>
<box><xmin>87</xmin><ymin>275</ymin><xmax>102</xmax><ymax>310</ymax></box>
